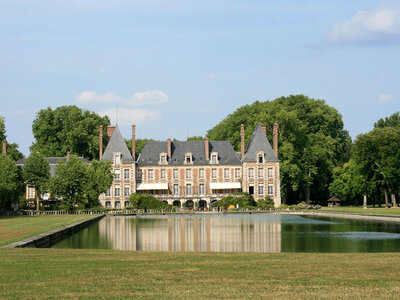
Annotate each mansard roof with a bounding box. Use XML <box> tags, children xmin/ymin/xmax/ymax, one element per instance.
<box><xmin>137</xmin><ymin>140</ymin><xmax>241</xmax><ymax>166</ymax></box>
<box><xmin>101</xmin><ymin>127</ymin><xmax>134</xmax><ymax>163</ymax></box>
<box><xmin>243</xmin><ymin>124</ymin><xmax>278</xmax><ymax>162</ymax></box>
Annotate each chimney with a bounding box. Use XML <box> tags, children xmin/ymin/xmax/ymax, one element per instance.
<box><xmin>107</xmin><ymin>126</ymin><xmax>116</xmax><ymax>138</ymax></box>
<box><xmin>132</xmin><ymin>124</ymin><xmax>136</xmax><ymax>160</ymax></box>
<box><xmin>205</xmin><ymin>138</ymin><xmax>210</xmax><ymax>160</ymax></box>
<box><xmin>99</xmin><ymin>125</ymin><xmax>103</xmax><ymax>160</ymax></box>
<box><xmin>167</xmin><ymin>138</ymin><xmax>172</xmax><ymax>160</ymax></box>
<box><xmin>240</xmin><ymin>124</ymin><xmax>245</xmax><ymax>159</ymax></box>
<box><xmin>2</xmin><ymin>140</ymin><xmax>6</xmax><ymax>155</ymax></box>
<box><xmin>67</xmin><ymin>151</ymin><xmax>71</xmax><ymax>161</ymax></box>
<box><xmin>261</xmin><ymin>124</ymin><xmax>267</xmax><ymax>135</ymax></box>
<box><xmin>273</xmin><ymin>123</ymin><xmax>279</xmax><ymax>158</ymax></box>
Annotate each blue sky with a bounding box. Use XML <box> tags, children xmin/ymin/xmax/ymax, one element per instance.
<box><xmin>1</xmin><ymin>0</ymin><xmax>400</xmax><ymax>156</ymax></box>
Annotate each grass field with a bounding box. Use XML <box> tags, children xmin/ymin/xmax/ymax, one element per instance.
<box><xmin>0</xmin><ymin>249</ymin><xmax>399</xmax><ymax>299</ymax></box>
<box><xmin>0</xmin><ymin>214</ymin><xmax>97</xmax><ymax>246</ymax></box>
<box><xmin>321</xmin><ymin>206</ymin><xmax>400</xmax><ymax>216</ymax></box>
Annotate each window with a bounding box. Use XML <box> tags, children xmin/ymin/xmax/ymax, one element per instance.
<box><xmin>185</xmin><ymin>153</ymin><xmax>193</xmax><ymax>164</ymax></box>
<box><xmin>173</xmin><ymin>169</ymin><xmax>179</xmax><ymax>179</ymax></box>
<box><xmin>235</xmin><ymin>168</ymin><xmax>241</xmax><ymax>179</ymax></box>
<box><xmin>124</xmin><ymin>169</ymin><xmax>130</xmax><ymax>180</ymax></box>
<box><xmin>258</xmin><ymin>167</ymin><xmax>264</xmax><ymax>178</ymax></box>
<box><xmin>199</xmin><ymin>184</ymin><xmax>205</xmax><ymax>195</ymax></box>
<box><xmin>268</xmin><ymin>185</ymin><xmax>274</xmax><ymax>195</ymax></box>
<box><xmin>124</xmin><ymin>188</ymin><xmax>130</xmax><ymax>197</ymax></box>
<box><xmin>124</xmin><ymin>201</ymin><xmax>130</xmax><ymax>208</ymax></box>
<box><xmin>28</xmin><ymin>187</ymin><xmax>35</xmax><ymax>199</ymax></box>
<box><xmin>249</xmin><ymin>168</ymin><xmax>254</xmax><ymax>178</ymax></box>
<box><xmin>186</xmin><ymin>184</ymin><xmax>192</xmax><ymax>195</ymax></box>
<box><xmin>106</xmin><ymin>188</ymin><xmax>111</xmax><ymax>197</ymax></box>
<box><xmin>258</xmin><ymin>153</ymin><xmax>264</xmax><ymax>164</ymax></box>
<box><xmin>258</xmin><ymin>185</ymin><xmax>264</xmax><ymax>195</ymax></box>
<box><xmin>186</xmin><ymin>169</ymin><xmax>192</xmax><ymax>179</ymax></box>
<box><xmin>115</xmin><ymin>201</ymin><xmax>121</xmax><ymax>209</ymax></box>
<box><xmin>160</xmin><ymin>153</ymin><xmax>167</xmax><ymax>164</ymax></box>
<box><xmin>224</xmin><ymin>168</ymin><xmax>230</xmax><ymax>179</ymax></box>
<box><xmin>115</xmin><ymin>155</ymin><xmax>121</xmax><ymax>165</ymax></box>
<box><xmin>105</xmin><ymin>201</ymin><xmax>111</xmax><ymax>208</ymax></box>
<box><xmin>114</xmin><ymin>169</ymin><xmax>120</xmax><ymax>180</ymax></box>
<box><xmin>199</xmin><ymin>168</ymin><xmax>205</xmax><ymax>179</ymax></box>
<box><xmin>268</xmin><ymin>167</ymin><xmax>273</xmax><ymax>178</ymax></box>
<box><xmin>137</xmin><ymin>169</ymin><xmax>143</xmax><ymax>180</ymax></box>
<box><xmin>211</xmin><ymin>152</ymin><xmax>219</xmax><ymax>164</ymax></box>
<box><xmin>115</xmin><ymin>187</ymin><xmax>120</xmax><ymax>197</ymax></box>
<box><xmin>161</xmin><ymin>169</ymin><xmax>166</xmax><ymax>179</ymax></box>
<box><xmin>148</xmin><ymin>169</ymin><xmax>154</xmax><ymax>180</ymax></box>
<box><xmin>173</xmin><ymin>184</ymin><xmax>179</xmax><ymax>195</ymax></box>
<box><xmin>212</xmin><ymin>168</ymin><xmax>217</xmax><ymax>179</ymax></box>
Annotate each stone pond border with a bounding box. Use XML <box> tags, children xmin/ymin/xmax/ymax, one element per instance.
<box><xmin>1</xmin><ymin>214</ymin><xmax>105</xmax><ymax>248</ymax></box>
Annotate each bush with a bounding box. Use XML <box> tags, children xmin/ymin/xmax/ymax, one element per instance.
<box><xmin>211</xmin><ymin>192</ymin><xmax>256</xmax><ymax>208</ymax></box>
<box><xmin>129</xmin><ymin>193</ymin><xmax>169</xmax><ymax>209</ymax></box>
<box><xmin>279</xmin><ymin>204</ymin><xmax>289</xmax><ymax>209</ymax></box>
<box><xmin>257</xmin><ymin>196</ymin><xmax>275</xmax><ymax>208</ymax></box>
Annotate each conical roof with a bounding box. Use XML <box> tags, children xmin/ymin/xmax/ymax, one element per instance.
<box><xmin>101</xmin><ymin>127</ymin><xmax>134</xmax><ymax>163</ymax></box>
<box><xmin>242</xmin><ymin>125</ymin><xmax>278</xmax><ymax>162</ymax></box>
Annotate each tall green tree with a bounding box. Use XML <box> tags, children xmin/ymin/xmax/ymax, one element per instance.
<box><xmin>23</xmin><ymin>152</ymin><xmax>51</xmax><ymax>211</ymax></box>
<box><xmin>50</xmin><ymin>155</ymin><xmax>89</xmax><ymax>210</ymax></box>
<box><xmin>85</xmin><ymin>160</ymin><xmax>114</xmax><ymax>208</ymax></box>
<box><xmin>207</xmin><ymin>95</ymin><xmax>351</xmax><ymax>204</ymax></box>
<box><xmin>31</xmin><ymin>106</ymin><xmax>110</xmax><ymax>160</ymax></box>
<box><xmin>374</xmin><ymin>112</ymin><xmax>400</xmax><ymax>129</ymax></box>
<box><xmin>0</xmin><ymin>154</ymin><xmax>23</xmax><ymax>211</ymax></box>
<box><xmin>0</xmin><ymin>116</ymin><xmax>23</xmax><ymax>161</ymax></box>
<box><xmin>125</xmin><ymin>138</ymin><xmax>159</xmax><ymax>154</ymax></box>
<box><xmin>0</xmin><ymin>116</ymin><xmax>5</xmax><ymax>142</ymax></box>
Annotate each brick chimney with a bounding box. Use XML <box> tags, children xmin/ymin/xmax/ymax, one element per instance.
<box><xmin>205</xmin><ymin>138</ymin><xmax>210</xmax><ymax>160</ymax></box>
<box><xmin>261</xmin><ymin>124</ymin><xmax>267</xmax><ymax>135</ymax></box>
<box><xmin>240</xmin><ymin>124</ymin><xmax>245</xmax><ymax>159</ymax></box>
<box><xmin>107</xmin><ymin>126</ymin><xmax>116</xmax><ymax>138</ymax></box>
<box><xmin>167</xmin><ymin>138</ymin><xmax>172</xmax><ymax>160</ymax></box>
<box><xmin>273</xmin><ymin>123</ymin><xmax>279</xmax><ymax>158</ymax></box>
<box><xmin>132</xmin><ymin>124</ymin><xmax>136</xmax><ymax>160</ymax></box>
<box><xmin>2</xmin><ymin>140</ymin><xmax>6</xmax><ymax>155</ymax></box>
<box><xmin>67</xmin><ymin>151</ymin><xmax>71</xmax><ymax>161</ymax></box>
<box><xmin>99</xmin><ymin>125</ymin><xmax>103</xmax><ymax>160</ymax></box>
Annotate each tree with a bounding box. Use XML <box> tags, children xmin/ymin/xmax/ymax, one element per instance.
<box><xmin>0</xmin><ymin>154</ymin><xmax>23</xmax><ymax>211</ymax></box>
<box><xmin>207</xmin><ymin>95</ymin><xmax>351</xmax><ymax>205</ymax></box>
<box><xmin>0</xmin><ymin>116</ymin><xmax>24</xmax><ymax>161</ymax></box>
<box><xmin>374</xmin><ymin>112</ymin><xmax>400</xmax><ymax>129</ymax></box>
<box><xmin>187</xmin><ymin>136</ymin><xmax>204</xmax><ymax>141</ymax></box>
<box><xmin>353</xmin><ymin>127</ymin><xmax>400</xmax><ymax>207</ymax></box>
<box><xmin>23</xmin><ymin>152</ymin><xmax>51</xmax><ymax>211</ymax></box>
<box><xmin>50</xmin><ymin>155</ymin><xmax>89</xmax><ymax>210</ymax></box>
<box><xmin>31</xmin><ymin>106</ymin><xmax>110</xmax><ymax>160</ymax></box>
<box><xmin>125</xmin><ymin>138</ymin><xmax>159</xmax><ymax>154</ymax></box>
<box><xmin>129</xmin><ymin>194</ymin><xmax>169</xmax><ymax>209</ymax></box>
<box><xmin>85</xmin><ymin>160</ymin><xmax>114</xmax><ymax>208</ymax></box>
<box><xmin>0</xmin><ymin>116</ymin><xmax>5</xmax><ymax>142</ymax></box>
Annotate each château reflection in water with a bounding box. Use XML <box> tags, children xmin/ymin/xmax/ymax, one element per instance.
<box><xmin>99</xmin><ymin>215</ymin><xmax>282</xmax><ymax>252</ymax></box>
<box><xmin>52</xmin><ymin>214</ymin><xmax>400</xmax><ymax>252</ymax></box>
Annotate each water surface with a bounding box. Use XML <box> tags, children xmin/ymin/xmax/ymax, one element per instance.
<box><xmin>52</xmin><ymin>214</ymin><xmax>400</xmax><ymax>252</ymax></box>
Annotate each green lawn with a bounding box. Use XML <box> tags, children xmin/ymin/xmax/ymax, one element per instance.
<box><xmin>321</xmin><ymin>206</ymin><xmax>400</xmax><ymax>216</ymax></box>
<box><xmin>0</xmin><ymin>214</ymin><xmax>97</xmax><ymax>246</ymax></box>
<box><xmin>0</xmin><ymin>249</ymin><xmax>399</xmax><ymax>299</ymax></box>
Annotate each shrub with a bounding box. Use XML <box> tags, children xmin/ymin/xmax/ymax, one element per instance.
<box><xmin>257</xmin><ymin>196</ymin><xmax>275</xmax><ymax>208</ymax></box>
<box><xmin>211</xmin><ymin>192</ymin><xmax>256</xmax><ymax>208</ymax></box>
<box><xmin>129</xmin><ymin>193</ymin><xmax>169</xmax><ymax>209</ymax></box>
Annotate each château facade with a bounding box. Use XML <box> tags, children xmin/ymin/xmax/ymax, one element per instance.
<box><xmin>99</xmin><ymin>124</ymin><xmax>281</xmax><ymax>209</ymax></box>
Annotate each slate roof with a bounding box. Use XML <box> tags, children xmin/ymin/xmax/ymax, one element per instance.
<box><xmin>137</xmin><ymin>140</ymin><xmax>241</xmax><ymax>166</ymax></box>
<box><xmin>16</xmin><ymin>157</ymin><xmax>90</xmax><ymax>177</ymax></box>
<box><xmin>101</xmin><ymin>127</ymin><xmax>134</xmax><ymax>163</ymax></box>
<box><xmin>242</xmin><ymin>125</ymin><xmax>278</xmax><ymax>162</ymax></box>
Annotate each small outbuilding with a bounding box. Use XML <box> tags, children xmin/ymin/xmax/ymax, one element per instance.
<box><xmin>328</xmin><ymin>196</ymin><xmax>341</xmax><ymax>207</ymax></box>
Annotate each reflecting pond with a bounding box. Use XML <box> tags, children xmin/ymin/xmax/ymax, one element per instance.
<box><xmin>52</xmin><ymin>214</ymin><xmax>400</xmax><ymax>252</ymax></box>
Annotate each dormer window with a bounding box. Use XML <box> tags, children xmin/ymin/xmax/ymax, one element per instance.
<box><xmin>184</xmin><ymin>153</ymin><xmax>193</xmax><ymax>164</ymax></box>
<box><xmin>210</xmin><ymin>152</ymin><xmax>219</xmax><ymax>164</ymax></box>
<box><xmin>159</xmin><ymin>153</ymin><xmax>168</xmax><ymax>165</ymax></box>
<box><xmin>257</xmin><ymin>152</ymin><xmax>265</xmax><ymax>164</ymax></box>
<box><xmin>114</xmin><ymin>153</ymin><xmax>121</xmax><ymax>165</ymax></box>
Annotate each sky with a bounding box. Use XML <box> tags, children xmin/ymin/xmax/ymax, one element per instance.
<box><xmin>1</xmin><ymin>0</ymin><xmax>400</xmax><ymax>156</ymax></box>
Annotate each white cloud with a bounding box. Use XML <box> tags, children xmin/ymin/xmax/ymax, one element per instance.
<box><xmin>127</xmin><ymin>90</ymin><xmax>169</xmax><ymax>106</ymax></box>
<box><xmin>99</xmin><ymin>107</ymin><xmax>161</xmax><ymax>125</ymax></box>
<box><xmin>378</xmin><ymin>93</ymin><xmax>394</xmax><ymax>103</ymax></box>
<box><xmin>325</xmin><ymin>8</ymin><xmax>400</xmax><ymax>45</ymax></box>
<box><xmin>208</xmin><ymin>74</ymin><xmax>219</xmax><ymax>81</ymax></box>
<box><xmin>75</xmin><ymin>90</ymin><xmax>120</xmax><ymax>104</ymax></box>
<box><xmin>97</xmin><ymin>68</ymin><xmax>105</xmax><ymax>75</ymax></box>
